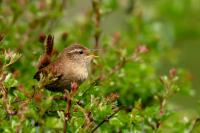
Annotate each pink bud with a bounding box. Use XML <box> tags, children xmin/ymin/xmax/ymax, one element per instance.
<box><xmin>136</xmin><ymin>45</ymin><xmax>149</xmax><ymax>54</ymax></box>
<box><xmin>169</xmin><ymin>68</ymin><xmax>177</xmax><ymax>79</ymax></box>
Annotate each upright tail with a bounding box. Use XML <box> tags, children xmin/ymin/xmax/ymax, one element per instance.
<box><xmin>45</xmin><ymin>35</ymin><xmax>54</xmax><ymax>56</ymax></box>
<box><xmin>37</xmin><ymin>34</ymin><xmax>54</xmax><ymax>69</ymax></box>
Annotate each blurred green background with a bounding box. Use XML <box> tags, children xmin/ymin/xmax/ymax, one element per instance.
<box><xmin>139</xmin><ymin>0</ymin><xmax>200</xmax><ymax>110</ymax></box>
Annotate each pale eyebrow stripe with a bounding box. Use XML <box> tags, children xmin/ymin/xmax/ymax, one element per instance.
<box><xmin>68</xmin><ymin>49</ymin><xmax>82</xmax><ymax>53</ymax></box>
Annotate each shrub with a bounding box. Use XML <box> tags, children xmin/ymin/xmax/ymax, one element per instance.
<box><xmin>0</xmin><ymin>0</ymin><xmax>198</xmax><ymax>132</ymax></box>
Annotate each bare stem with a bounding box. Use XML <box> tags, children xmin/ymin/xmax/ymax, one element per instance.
<box><xmin>91</xmin><ymin>108</ymin><xmax>121</xmax><ymax>133</ymax></box>
<box><xmin>63</xmin><ymin>91</ymin><xmax>69</xmax><ymax>133</ymax></box>
<box><xmin>92</xmin><ymin>0</ymin><xmax>101</xmax><ymax>50</ymax></box>
<box><xmin>63</xmin><ymin>82</ymin><xmax>78</xmax><ymax>133</ymax></box>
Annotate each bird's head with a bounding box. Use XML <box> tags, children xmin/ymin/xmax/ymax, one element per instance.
<box><xmin>59</xmin><ymin>44</ymin><xmax>97</xmax><ymax>66</ymax></box>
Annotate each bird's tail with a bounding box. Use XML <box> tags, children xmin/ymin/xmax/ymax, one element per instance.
<box><xmin>45</xmin><ymin>35</ymin><xmax>54</xmax><ymax>56</ymax></box>
<box><xmin>37</xmin><ymin>34</ymin><xmax>54</xmax><ymax>70</ymax></box>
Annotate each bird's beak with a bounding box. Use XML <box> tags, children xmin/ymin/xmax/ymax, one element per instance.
<box><xmin>91</xmin><ymin>54</ymin><xmax>99</xmax><ymax>58</ymax></box>
<box><xmin>87</xmin><ymin>54</ymin><xmax>99</xmax><ymax>59</ymax></box>
<box><xmin>86</xmin><ymin>51</ymin><xmax>99</xmax><ymax>59</ymax></box>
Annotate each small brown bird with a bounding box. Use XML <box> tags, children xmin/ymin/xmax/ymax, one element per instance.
<box><xmin>34</xmin><ymin>44</ymin><xmax>95</xmax><ymax>92</ymax></box>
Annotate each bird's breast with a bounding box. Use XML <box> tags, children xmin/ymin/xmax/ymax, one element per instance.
<box><xmin>63</xmin><ymin>63</ymin><xmax>89</xmax><ymax>83</ymax></box>
<box><xmin>78</xmin><ymin>69</ymin><xmax>88</xmax><ymax>81</ymax></box>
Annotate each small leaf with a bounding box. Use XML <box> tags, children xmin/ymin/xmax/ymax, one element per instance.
<box><xmin>3</xmin><ymin>73</ymin><xmax>18</xmax><ymax>88</ymax></box>
<box><xmin>45</xmin><ymin>117</ymin><xmax>63</xmax><ymax>129</ymax></box>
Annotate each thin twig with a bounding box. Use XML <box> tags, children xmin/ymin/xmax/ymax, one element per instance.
<box><xmin>91</xmin><ymin>108</ymin><xmax>121</xmax><ymax>133</ymax></box>
<box><xmin>63</xmin><ymin>90</ymin><xmax>69</xmax><ymax>133</ymax></box>
<box><xmin>11</xmin><ymin>86</ymin><xmax>36</xmax><ymax>104</ymax></box>
<box><xmin>190</xmin><ymin>118</ymin><xmax>200</xmax><ymax>132</ymax></box>
<box><xmin>47</xmin><ymin>110</ymin><xmax>65</xmax><ymax>113</ymax></box>
<box><xmin>75</xmin><ymin>103</ymin><xmax>94</xmax><ymax>130</ymax></box>
<box><xmin>92</xmin><ymin>0</ymin><xmax>101</xmax><ymax>50</ymax></box>
<box><xmin>63</xmin><ymin>82</ymin><xmax>78</xmax><ymax>133</ymax></box>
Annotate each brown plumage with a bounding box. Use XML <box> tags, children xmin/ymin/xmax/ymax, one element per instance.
<box><xmin>34</xmin><ymin>44</ymin><xmax>94</xmax><ymax>92</ymax></box>
<box><xmin>37</xmin><ymin>35</ymin><xmax>54</xmax><ymax>69</ymax></box>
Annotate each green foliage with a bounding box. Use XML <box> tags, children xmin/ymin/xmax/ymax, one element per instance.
<box><xmin>0</xmin><ymin>0</ymin><xmax>198</xmax><ymax>132</ymax></box>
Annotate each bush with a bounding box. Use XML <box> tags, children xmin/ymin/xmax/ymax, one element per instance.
<box><xmin>0</xmin><ymin>0</ymin><xmax>198</xmax><ymax>132</ymax></box>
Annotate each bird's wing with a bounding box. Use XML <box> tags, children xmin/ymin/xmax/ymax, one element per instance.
<box><xmin>34</xmin><ymin>65</ymin><xmax>63</xmax><ymax>83</ymax></box>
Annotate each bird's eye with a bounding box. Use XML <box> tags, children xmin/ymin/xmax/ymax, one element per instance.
<box><xmin>79</xmin><ymin>51</ymin><xmax>83</xmax><ymax>54</ymax></box>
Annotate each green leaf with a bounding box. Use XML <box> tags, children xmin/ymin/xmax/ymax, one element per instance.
<box><xmin>45</xmin><ymin>117</ymin><xmax>63</xmax><ymax>129</ymax></box>
<box><xmin>3</xmin><ymin>73</ymin><xmax>18</xmax><ymax>88</ymax></box>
